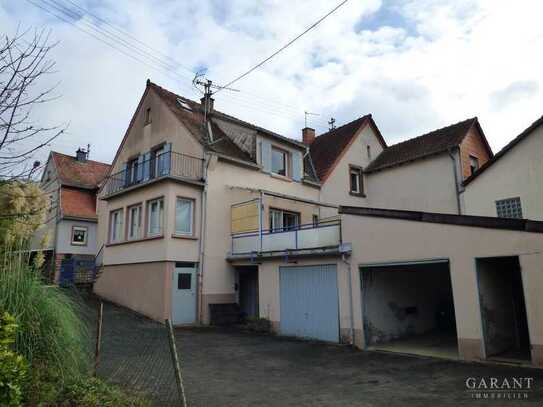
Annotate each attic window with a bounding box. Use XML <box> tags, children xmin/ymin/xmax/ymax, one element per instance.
<box><xmin>366</xmin><ymin>145</ymin><xmax>371</xmax><ymax>160</ymax></box>
<box><xmin>145</xmin><ymin>108</ymin><xmax>152</xmax><ymax>124</ymax></box>
<box><xmin>177</xmin><ymin>98</ymin><xmax>192</xmax><ymax>111</ymax></box>
<box><xmin>469</xmin><ymin>155</ymin><xmax>479</xmax><ymax>175</ymax></box>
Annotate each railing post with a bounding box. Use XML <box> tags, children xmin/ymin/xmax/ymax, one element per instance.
<box><xmin>295</xmin><ymin>228</ymin><xmax>298</xmax><ymax>250</ymax></box>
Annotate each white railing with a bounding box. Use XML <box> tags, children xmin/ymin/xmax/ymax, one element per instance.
<box><xmin>230</xmin><ymin>220</ymin><xmax>341</xmax><ymax>256</ymax></box>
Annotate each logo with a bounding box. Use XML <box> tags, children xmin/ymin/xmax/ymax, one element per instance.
<box><xmin>465</xmin><ymin>377</ymin><xmax>534</xmax><ymax>400</ymax></box>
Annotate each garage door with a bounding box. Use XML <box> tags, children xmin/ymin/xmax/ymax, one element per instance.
<box><xmin>279</xmin><ymin>264</ymin><xmax>339</xmax><ymax>342</ymax></box>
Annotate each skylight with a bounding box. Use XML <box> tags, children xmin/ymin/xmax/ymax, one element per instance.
<box><xmin>177</xmin><ymin>98</ymin><xmax>192</xmax><ymax>111</ymax></box>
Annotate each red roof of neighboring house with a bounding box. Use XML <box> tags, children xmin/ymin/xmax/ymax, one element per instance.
<box><xmin>60</xmin><ymin>186</ymin><xmax>97</xmax><ymax>220</ymax></box>
<box><xmin>365</xmin><ymin>117</ymin><xmax>492</xmax><ymax>173</ymax></box>
<box><xmin>51</xmin><ymin>152</ymin><xmax>110</xmax><ymax>189</ymax></box>
<box><xmin>309</xmin><ymin>115</ymin><xmax>386</xmax><ymax>182</ymax></box>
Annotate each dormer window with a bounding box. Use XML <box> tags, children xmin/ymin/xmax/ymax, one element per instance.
<box><xmin>271</xmin><ymin>147</ymin><xmax>288</xmax><ymax>177</ymax></box>
<box><xmin>145</xmin><ymin>107</ymin><xmax>152</xmax><ymax>125</ymax></box>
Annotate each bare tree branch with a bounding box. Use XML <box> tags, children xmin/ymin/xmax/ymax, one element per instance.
<box><xmin>0</xmin><ymin>27</ymin><xmax>65</xmax><ymax>179</ymax></box>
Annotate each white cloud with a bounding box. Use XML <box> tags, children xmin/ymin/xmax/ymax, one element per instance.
<box><xmin>1</xmin><ymin>0</ymin><xmax>542</xmax><ymax>169</ymax></box>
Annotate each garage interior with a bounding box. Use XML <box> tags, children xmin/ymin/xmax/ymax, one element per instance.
<box><xmin>361</xmin><ymin>260</ymin><xmax>458</xmax><ymax>359</ymax></box>
<box><xmin>476</xmin><ymin>256</ymin><xmax>531</xmax><ymax>363</ymax></box>
<box><xmin>237</xmin><ymin>266</ymin><xmax>259</xmax><ymax>319</ymax></box>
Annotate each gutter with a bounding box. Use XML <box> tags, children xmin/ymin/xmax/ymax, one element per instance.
<box><xmin>447</xmin><ymin>147</ymin><xmax>462</xmax><ymax>215</ymax></box>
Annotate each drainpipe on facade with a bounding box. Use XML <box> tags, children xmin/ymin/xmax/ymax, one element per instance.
<box><xmin>448</xmin><ymin>147</ymin><xmax>463</xmax><ymax>215</ymax></box>
<box><xmin>342</xmin><ymin>253</ymin><xmax>355</xmax><ymax>346</ymax></box>
<box><xmin>197</xmin><ymin>153</ymin><xmax>211</xmax><ymax>324</ymax></box>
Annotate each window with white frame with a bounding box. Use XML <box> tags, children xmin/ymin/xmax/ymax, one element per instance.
<box><xmin>269</xmin><ymin>208</ymin><xmax>299</xmax><ymax>232</ymax></box>
<box><xmin>469</xmin><ymin>155</ymin><xmax>479</xmax><ymax>175</ymax></box>
<box><xmin>147</xmin><ymin>198</ymin><xmax>164</xmax><ymax>236</ymax></box>
<box><xmin>349</xmin><ymin>166</ymin><xmax>364</xmax><ymax>195</ymax></box>
<box><xmin>175</xmin><ymin>198</ymin><xmax>193</xmax><ymax>235</ymax></box>
<box><xmin>109</xmin><ymin>209</ymin><xmax>124</xmax><ymax>243</ymax></box>
<box><xmin>128</xmin><ymin>204</ymin><xmax>142</xmax><ymax>240</ymax></box>
<box><xmin>271</xmin><ymin>147</ymin><xmax>288</xmax><ymax>176</ymax></box>
<box><xmin>496</xmin><ymin>197</ymin><xmax>523</xmax><ymax>219</ymax></box>
<box><xmin>71</xmin><ymin>226</ymin><xmax>87</xmax><ymax>246</ymax></box>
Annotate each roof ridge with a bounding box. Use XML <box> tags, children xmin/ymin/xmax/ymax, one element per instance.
<box><xmin>315</xmin><ymin>114</ymin><xmax>371</xmax><ymax>139</ymax></box>
<box><xmin>51</xmin><ymin>151</ymin><xmax>111</xmax><ymax>167</ymax></box>
<box><xmin>387</xmin><ymin>117</ymin><xmax>477</xmax><ymax>149</ymax></box>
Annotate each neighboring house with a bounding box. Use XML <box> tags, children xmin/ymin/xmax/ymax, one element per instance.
<box><xmin>94</xmin><ymin>80</ymin><xmax>543</xmax><ymax>368</ymax></box>
<box><xmin>462</xmin><ymin>115</ymin><xmax>543</xmax><ymax>220</ymax></box>
<box><xmin>33</xmin><ymin>149</ymin><xmax>110</xmax><ymax>282</ymax></box>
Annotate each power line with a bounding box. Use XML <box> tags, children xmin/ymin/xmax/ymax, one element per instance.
<box><xmin>215</xmin><ymin>0</ymin><xmax>350</xmax><ymax>93</ymax></box>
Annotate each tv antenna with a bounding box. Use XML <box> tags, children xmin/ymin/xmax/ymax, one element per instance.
<box><xmin>328</xmin><ymin>117</ymin><xmax>336</xmax><ymax>130</ymax></box>
<box><xmin>304</xmin><ymin>111</ymin><xmax>320</xmax><ymax>128</ymax></box>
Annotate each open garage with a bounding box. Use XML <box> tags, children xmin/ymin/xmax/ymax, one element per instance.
<box><xmin>360</xmin><ymin>260</ymin><xmax>458</xmax><ymax>359</ymax></box>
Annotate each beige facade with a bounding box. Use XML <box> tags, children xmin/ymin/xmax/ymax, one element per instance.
<box><xmin>462</xmin><ymin>123</ymin><xmax>543</xmax><ymax>220</ymax></box>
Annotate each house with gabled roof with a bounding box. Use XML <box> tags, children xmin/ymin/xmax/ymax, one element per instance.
<box><xmin>93</xmin><ymin>80</ymin><xmax>543</xmax><ymax>368</ymax></box>
<box><xmin>32</xmin><ymin>148</ymin><xmax>110</xmax><ymax>282</ymax></box>
<box><xmin>462</xmin><ymin>115</ymin><xmax>543</xmax><ymax>221</ymax></box>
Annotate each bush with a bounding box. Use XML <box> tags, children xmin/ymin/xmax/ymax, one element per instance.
<box><xmin>0</xmin><ymin>312</ymin><xmax>28</xmax><ymax>407</ymax></box>
<box><xmin>0</xmin><ymin>251</ymin><xmax>91</xmax><ymax>382</ymax></box>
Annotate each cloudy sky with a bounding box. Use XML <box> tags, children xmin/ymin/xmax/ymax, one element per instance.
<box><xmin>1</xmin><ymin>0</ymin><xmax>542</xmax><ymax>166</ymax></box>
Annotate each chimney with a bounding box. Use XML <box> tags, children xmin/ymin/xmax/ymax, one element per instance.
<box><xmin>75</xmin><ymin>147</ymin><xmax>87</xmax><ymax>162</ymax></box>
<box><xmin>200</xmin><ymin>96</ymin><xmax>214</xmax><ymax>113</ymax></box>
<box><xmin>302</xmin><ymin>127</ymin><xmax>315</xmax><ymax>146</ymax></box>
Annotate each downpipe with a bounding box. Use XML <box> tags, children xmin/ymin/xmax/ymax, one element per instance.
<box><xmin>342</xmin><ymin>253</ymin><xmax>355</xmax><ymax>346</ymax></box>
<box><xmin>197</xmin><ymin>154</ymin><xmax>211</xmax><ymax>324</ymax></box>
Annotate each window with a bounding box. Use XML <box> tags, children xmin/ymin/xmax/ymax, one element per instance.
<box><xmin>177</xmin><ymin>273</ymin><xmax>192</xmax><ymax>290</ymax></box>
<box><xmin>109</xmin><ymin>209</ymin><xmax>124</xmax><ymax>243</ymax></box>
<box><xmin>349</xmin><ymin>166</ymin><xmax>364</xmax><ymax>195</ymax></box>
<box><xmin>271</xmin><ymin>147</ymin><xmax>288</xmax><ymax>176</ymax></box>
<box><xmin>126</xmin><ymin>157</ymin><xmax>139</xmax><ymax>185</ymax></box>
<box><xmin>147</xmin><ymin>198</ymin><xmax>164</xmax><ymax>236</ymax></box>
<box><xmin>496</xmin><ymin>197</ymin><xmax>523</xmax><ymax>219</ymax></box>
<box><xmin>469</xmin><ymin>155</ymin><xmax>479</xmax><ymax>175</ymax></box>
<box><xmin>145</xmin><ymin>107</ymin><xmax>152</xmax><ymax>124</ymax></box>
<box><xmin>366</xmin><ymin>145</ymin><xmax>371</xmax><ymax>160</ymax></box>
<box><xmin>71</xmin><ymin>226</ymin><xmax>87</xmax><ymax>246</ymax></box>
<box><xmin>175</xmin><ymin>198</ymin><xmax>193</xmax><ymax>235</ymax></box>
<box><xmin>312</xmin><ymin>214</ymin><xmax>319</xmax><ymax>227</ymax></box>
<box><xmin>269</xmin><ymin>208</ymin><xmax>300</xmax><ymax>232</ymax></box>
<box><xmin>128</xmin><ymin>205</ymin><xmax>142</xmax><ymax>240</ymax></box>
<box><xmin>151</xmin><ymin>146</ymin><xmax>166</xmax><ymax>177</ymax></box>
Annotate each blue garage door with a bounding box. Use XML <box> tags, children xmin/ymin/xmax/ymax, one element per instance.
<box><xmin>279</xmin><ymin>264</ymin><xmax>339</xmax><ymax>342</ymax></box>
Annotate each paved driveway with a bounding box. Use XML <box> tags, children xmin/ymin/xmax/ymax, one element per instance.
<box><xmin>94</xmin><ymin>301</ymin><xmax>543</xmax><ymax>406</ymax></box>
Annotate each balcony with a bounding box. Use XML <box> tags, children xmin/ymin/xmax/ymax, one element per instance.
<box><xmin>102</xmin><ymin>151</ymin><xmax>204</xmax><ymax>197</ymax></box>
<box><xmin>229</xmin><ymin>219</ymin><xmax>348</xmax><ymax>260</ymax></box>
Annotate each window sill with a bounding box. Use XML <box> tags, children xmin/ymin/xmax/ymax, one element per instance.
<box><xmin>349</xmin><ymin>191</ymin><xmax>366</xmax><ymax>198</ymax></box>
<box><xmin>271</xmin><ymin>173</ymin><xmax>292</xmax><ymax>182</ymax></box>
<box><xmin>71</xmin><ymin>242</ymin><xmax>87</xmax><ymax>246</ymax></box>
<box><xmin>106</xmin><ymin>235</ymin><xmax>164</xmax><ymax>247</ymax></box>
<box><xmin>171</xmin><ymin>234</ymin><xmax>198</xmax><ymax>240</ymax></box>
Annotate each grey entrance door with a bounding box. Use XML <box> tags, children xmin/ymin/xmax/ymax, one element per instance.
<box><xmin>172</xmin><ymin>263</ymin><xmax>197</xmax><ymax>325</ymax></box>
<box><xmin>279</xmin><ymin>264</ymin><xmax>339</xmax><ymax>342</ymax></box>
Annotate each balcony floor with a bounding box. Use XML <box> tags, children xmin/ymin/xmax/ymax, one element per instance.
<box><xmin>226</xmin><ymin>244</ymin><xmax>350</xmax><ymax>263</ymax></box>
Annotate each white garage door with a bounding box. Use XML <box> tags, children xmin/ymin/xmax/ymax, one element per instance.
<box><xmin>279</xmin><ymin>264</ymin><xmax>339</xmax><ymax>342</ymax></box>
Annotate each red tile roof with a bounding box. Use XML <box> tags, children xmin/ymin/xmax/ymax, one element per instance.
<box><xmin>60</xmin><ymin>186</ymin><xmax>97</xmax><ymax>220</ymax></box>
<box><xmin>365</xmin><ymin>118</ymin><xmax>481</xmax><ymax>173</ymax></box>
<box><xmin>310</xmin><ymin>115</ymin><xmax>386</xmax><ymax>182</ymax></box>
<box><xmin>51</xmin><ymin>152</ymin><xmax>110</xmax><ymax>189</ymax></box>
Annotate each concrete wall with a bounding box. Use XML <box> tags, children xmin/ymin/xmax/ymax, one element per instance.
<box><xmin>94</xmin><ymin>261</ymin><xmax>173</xmax><ymax>322</ymax></box>
<box><xmin>319</xmin><ymin>125</ymin><xmax>385</xmax><ymax>207</ymax></box>
<box><xmin>56</xmin><ymin>219</ymin><xmax>98</xmax><ymax>255</ymax></box>
<box><xmin>362</xmin><ymin>264</ymin><xmax>452</xmax><ymax>344</ymax></box>
<box><xmin>366</xmin><ymin>154</ymin><xmax>459</xmax><ymax>214</ymax></box>
<box><xmin>341</xmin><ymin>213</ymin><xmax>543</xmax><ymax>366</ymax></box>
<box><xmin>462</xmin><ymin>125</ymin><xmax>543</xmax><ymax>220</ymax></box>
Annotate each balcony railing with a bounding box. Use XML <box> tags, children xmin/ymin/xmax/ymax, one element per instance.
<box><xmin>230</xmin><ymin>219</ymin><xmax>342</xmax><ymax>256</ymax></box>
<box><xmin>102</xmin><ymin>151</ymin><xmax>204</xmax><ymax>197</ymax></box>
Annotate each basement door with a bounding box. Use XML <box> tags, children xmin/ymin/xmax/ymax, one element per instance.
<box><xmin>279</xmin><ymin>264</ymin><xmax>339</xmax><ymax>342</ymax></box>
<box><xmin>172</xmin><ymin>262</ymin><xmax>197</xmax><ymax>325</ymax></box>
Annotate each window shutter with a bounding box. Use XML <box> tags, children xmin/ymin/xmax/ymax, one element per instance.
<box><xmin>142</xmin><ymin>152</ymin><xmax>151</xmax><ymax>180</ymax></box>
<box><xmin>292</xmin><ymin>151</ymin><xmax>302</xmax><ymax>182</ymax></box>
<box><xmin>136</xmin><ymin>154</ymin><xmax>144</xmax><ymax>181</ymax></box>
<box><xmin>163</xmin><ymin>143</ymin><xmax>172</xmax><ymax>176</ymax></box>
<box><xmin>261</xmin><ymin>139</ymin><xmax>272</xmax><ymax>173</ymax></box>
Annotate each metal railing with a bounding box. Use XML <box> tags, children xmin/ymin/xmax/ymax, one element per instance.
<box><xmin>102</xmin><ymin>151</ymin><xmax>204</xmax><ymax>197</ymax></box>
<box><xmin>230</xmin><ymin>219</ymin><xmax>342</xmax><ymax>256</ymax></box>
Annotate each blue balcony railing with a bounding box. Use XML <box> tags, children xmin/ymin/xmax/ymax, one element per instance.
<box><xmin>103</xmin><ymin>151</ymin><xmax>204</xmax><ymax>197</ymax></box>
